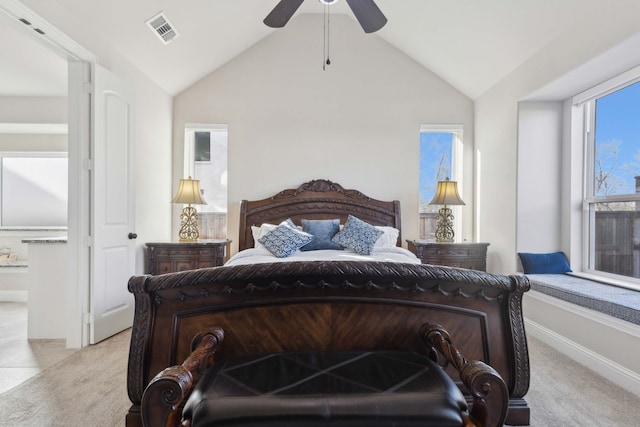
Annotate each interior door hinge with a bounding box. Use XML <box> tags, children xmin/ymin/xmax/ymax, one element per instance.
<box><xmin>83</xmin><ymin>158</ymin><xmax>92</xmax><ymax>171</ymax></box>
<box><xmin>83</xmin><ymin>312</ymin><xmax>94</xmax><ymax>325</ymax></box>
<box><xmin>85</xmin><ymin>236</ymin><xmax>93</xmax><ymax>247</ymax></box>
<box><xmin>84</xmin><ymin>82</ymin><xmax>93</xmax><ymax>94</ymax></box>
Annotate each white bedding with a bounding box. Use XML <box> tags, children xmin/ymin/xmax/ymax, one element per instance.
<box><xmin>226</xmin><ymin>246</ymin><xmax>421</xmax><ymax>266</ymax></box>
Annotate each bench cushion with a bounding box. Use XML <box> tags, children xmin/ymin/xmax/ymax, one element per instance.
<box><xmin>527</xmin><ymin>273</ymin><xmax>640</xmax><ymax>325</ymax></box>
<box><xmin>183</xmin><ymin>350</ymin><xmax>467</xmax><ymax>427</ymax></box>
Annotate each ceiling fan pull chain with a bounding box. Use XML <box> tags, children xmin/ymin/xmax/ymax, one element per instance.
<box><xmin>323</xmin><ymin>2</ymin><xmax>331</xmax><ymax>70</ymax></box>
<box><xmin>322</xmin><ymin>3</ymin><xmax>326</xmax><ymax>70</ymax></box>
<box><xmin>326</xmin><ymin>3</ymin><xmax>331</xmax><ymax>66</ymax></box>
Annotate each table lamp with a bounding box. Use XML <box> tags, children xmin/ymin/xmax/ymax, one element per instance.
<box><xmin>172</xmin><ymin>176</ymin><xmax>207</xmax><ymax>241</ymax></box>
<box><xmin>429</xmin><ymin>178</ymin><xmax>465</xmax><ymax>243</ymax></box>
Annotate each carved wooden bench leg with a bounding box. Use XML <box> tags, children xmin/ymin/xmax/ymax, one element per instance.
<box><xmin>141</xmin><ymin>328</ymin><xmax>224</xmax><ymax>427</ymax></box>
<box><xmin>421</xmin><ymin>322</ymin><xmax>509</xmax><ymax>427</ymax></box>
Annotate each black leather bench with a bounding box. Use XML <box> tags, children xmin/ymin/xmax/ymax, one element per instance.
<box><xmin>184</xmin><ymin>351</ymin><xmax>467</xmax><ymax>427</ymax></box>
<box><xmin>141</xmin><ymin>324</ymin><xmax>509</xmax><ymax>427</ymax></box>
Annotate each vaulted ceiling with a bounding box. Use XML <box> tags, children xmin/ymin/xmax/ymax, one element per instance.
<box><xmin>0</xmin><ymin>0</ymin><xmax>612</xmax><ymax>99</ymax></box>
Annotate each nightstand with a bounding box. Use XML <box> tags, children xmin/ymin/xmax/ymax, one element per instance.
<box><xmin>145</xmin><ymin>240</ymin><xmax>230</xmax><ymax>275</ymax></box>
<box><xmin>406</xmin><ymin>240</ymin><xmax>489</xmax><ymax>271</ymax></box>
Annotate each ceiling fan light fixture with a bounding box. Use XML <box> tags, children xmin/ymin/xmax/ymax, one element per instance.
<box><xmin>264</xmin><ymin>0</ymin><xmax>386</xmax><ymax>33</ymax></box>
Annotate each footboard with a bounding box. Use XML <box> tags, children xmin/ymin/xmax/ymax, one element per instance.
<box><xmin>126</xmin><ymin>262</ymin><xmax>530</xmax><ymax>426</ymax></box>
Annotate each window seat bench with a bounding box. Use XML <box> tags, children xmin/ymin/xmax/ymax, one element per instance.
<box><xmin>526</xmin><ymin>274</ymin><xmax>640</xmax><ymax>326</ymax></box>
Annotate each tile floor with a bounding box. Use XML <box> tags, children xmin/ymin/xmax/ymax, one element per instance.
<box><xmin>0</xmin><ymin>302</ymin><xmax>78</xmax><ymax>393</ymax></box>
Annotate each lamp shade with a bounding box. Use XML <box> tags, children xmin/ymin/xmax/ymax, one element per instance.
<box><xmin>429</xmin><ymin>179</ymin><xmax>465</xmax><ymax>206</ymax></box>
<box><xmin>171</xmin><ymin>177</ymin><xmax>207</xmax><ymax>205</ymax></box>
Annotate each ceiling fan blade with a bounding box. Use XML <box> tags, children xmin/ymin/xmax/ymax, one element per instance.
<box><xmin>264</xmin><ymin>0</ymin><xmax>305</xmax><ymax>28</ymax></box>
<box><xmin>346</xmin><ymin>0</ymin><xmax>387</xmax><ymax>33</ymax></box>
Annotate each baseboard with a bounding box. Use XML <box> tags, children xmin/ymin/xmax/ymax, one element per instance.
<box><xmin>0</xmin><ymin>290</ymin><xmax>27</xmax><ymax>302</ymax></box>
<box><xmin>525</xmin><ymin>317</ymin><xmax>640</xmax><ymax>398</ymax></box>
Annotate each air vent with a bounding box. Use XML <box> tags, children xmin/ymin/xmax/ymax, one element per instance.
<box><xmin>145</xmin><ymin>11</ymin><xmax>179</xmax><ymax>45</ymax></box>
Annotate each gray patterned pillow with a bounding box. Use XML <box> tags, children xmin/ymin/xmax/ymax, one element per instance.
<box><xmin>331</xmin><ymin>215</ymin><xmax>384</xmax><ymax>255</ymax></box>
<box><xmin>258</xmin><ymin>223</ymin><xmax>314</xmax><ymax>258</ymax></box>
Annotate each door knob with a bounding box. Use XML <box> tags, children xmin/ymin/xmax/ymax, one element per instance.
<box><xmin>128</xmin><ymin>232</ymin><xmax>138</xmax><ymax>239</ymax></box>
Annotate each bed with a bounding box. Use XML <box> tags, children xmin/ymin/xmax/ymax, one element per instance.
<box><xmin>126</xmin><ymin>179</ymin><xmax>530</xmax><ymax>426</ymax></box>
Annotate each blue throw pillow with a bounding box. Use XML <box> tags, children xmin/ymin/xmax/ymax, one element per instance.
<box><xmin>332</xmin><ymin>215</ymin><xmax>384</xmax><ymax>255</ymax></box>
<box><xmin>258</xmin><ymin>224</ymin><xmax>313</xmax><ymax>258</ymax></box>
<box><xmin>518</xmin><ymin>252</ymin><xmax>572</xmax><ymax>274</ymax></box>
<box><xmin>300</xmin><ymin>219</ymin><xmax>343</xmax><ymax>251</ymax></box>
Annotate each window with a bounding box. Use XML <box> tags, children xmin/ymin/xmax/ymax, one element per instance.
<box><xmin>583</xmin><ymin>79</ymin><xmax>640</xmax><ymax>283</ymax></box>
<box><xmin>184</xmin><ymin>125</ymin><xmax>228</xmax><ymax>239</ymax></box>
<box><xmin>419</xmin><ymin>125</ymin><xmax>463</xmax><ymax>240</ymax></box>
<box><xmin>194</xmin><ymin>131</ymin><xmax>211</xmax><ymax>162</ymax></box>
<box><xmin>1</xmin><ymin>154</ymin><xmax>67</xmax><ymax>227</ymax></box>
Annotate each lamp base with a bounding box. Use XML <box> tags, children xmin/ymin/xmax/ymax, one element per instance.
<box><xmin>178</xmin><ymin>205</ymin><xmax>200</xmax><ymax>242</ymax></box>
<box><xmin>434</xmin><ymin>206</ymin><xmax>455</xmax><ymax>243</ymax></box>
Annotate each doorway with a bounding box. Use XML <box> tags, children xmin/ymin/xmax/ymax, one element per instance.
<box><xmin>0</xmin><ymin>0</ymin><xmax>139</xmax><ymax>349</ymax></box>
<box><xmin>0</xmin><ymin>12</ymin><xmax>69</xmax><ymax>312</ymax></box>
<box><xmin>0</xmin><ymin>1</ymin><xmax>93</xmax><ymax>348</ymax></box>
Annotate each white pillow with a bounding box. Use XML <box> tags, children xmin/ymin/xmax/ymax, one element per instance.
<box><xmin>374</xmin><ymin>226</ymin><xmax>400</xmax><ymax>249</ymax></box>
<box><xmin>251</xmin><ymin>224</ymin><xmax>277</xmax><ymax>250</ymax></box>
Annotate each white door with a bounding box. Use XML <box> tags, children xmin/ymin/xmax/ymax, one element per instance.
<box><xmin>90</xmin><ymin>64</ymin><xmax>136</xmax><ymax>344</ymax></box>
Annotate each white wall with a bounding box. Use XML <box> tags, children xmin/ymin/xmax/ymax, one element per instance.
<box><xmin>516</xmin><ymin>102</ymin><xmax>563</xmax><ymax>263</ymax></box>
<box><xmin>173</xmin><ymin>14</ymin><xmax>475</xmax><ymax>255</ymax></box>
<box><xmin>0</xmin><ymin>133</ymin><xmax>67</xmax><ymax>151</ymax></box>
<box><xmin>524</xmin><ymin>292</ymin><xmax>640</xmax><ymax>397</ymax></box>
<box><xmin>475</xmin><ymin>1</ymin><xmax>640</xmax><ymax>274</ymax></box>
<box><xmin>0</xmin><ymin>96</ymin><xmax>67</xmax><ymax>124</ymax></box>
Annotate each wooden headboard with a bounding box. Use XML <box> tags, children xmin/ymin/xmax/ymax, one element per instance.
<box><xmin>238</xmin><ymin>179</ymin><xmax>401</xmax><ymax>251</ymax></box>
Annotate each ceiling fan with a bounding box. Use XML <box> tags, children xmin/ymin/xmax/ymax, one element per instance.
<box><xmin>264</xmin><ymin>0</ymin><xmax>387</xmax><ymax>33</ymax></box>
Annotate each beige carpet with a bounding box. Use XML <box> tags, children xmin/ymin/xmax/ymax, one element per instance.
<box><xmin>0</xmin><ymin>329</ymin><xmax>131</xmax><ymax>427</ymax></box>
<box><xmin>0</xmin><ymin>329</ymin><xmax>638</xmax><ymax>426</ymax></box>
<box><xmin>526</xmin><ymin>336</ymin><xmax>640</xmax><ymax>426</ymax></box>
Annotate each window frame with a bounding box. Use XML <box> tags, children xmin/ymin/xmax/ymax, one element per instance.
<box><xmin>183</xmin><ymin>124</ymin><xmax>228</xmax><ymax>240</ymax></box>
<box><xmin>577</xmin><ymin>73</ymin><xmax>640</xmax><ymax>289</ymax></box>
<box><xmin>418</xmin><ymin>124</ymin><xmax>464</xmax><ymax>241</ymax></box>
<box><xmin>183</xmin><ymin>124</ymin><xmax>228</xmax><ymax>177</ymax></box>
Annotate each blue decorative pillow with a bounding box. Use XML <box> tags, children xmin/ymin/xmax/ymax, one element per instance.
<box><xmin>300</xmin><ymin>219</ymin><xmax>343</xmax><ymax>251</ymax></box>
<box><xmin>331</xmin><ymin>215</ymin><xmax>384</xmax><ymax>255</ymax></box>
<box><xmin>518</xmin><ymin>252</ymin><xmax>572</xmax><ymax>274</ymax></box>
<box><xmin>258</xmin><ymin>224</ymin><xmax>313</xmax><ymax>258</ymax></box>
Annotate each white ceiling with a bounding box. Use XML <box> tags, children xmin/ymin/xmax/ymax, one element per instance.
<box><xmin>0</xmin><ymin>0</ymin><xmax>608</xmax><ymax>99</ymax></box>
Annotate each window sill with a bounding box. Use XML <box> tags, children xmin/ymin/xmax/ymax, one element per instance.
<box><xmin>569</xmin><ymin>271</ymin><xmax>640</xmax><ymax>292</ymax></box>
